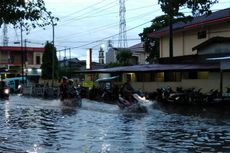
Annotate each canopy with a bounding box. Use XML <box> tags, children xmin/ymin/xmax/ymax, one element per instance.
<box><xmin>95</xmin><ymin>76</ymin><xmax>119</xmax><ymax>82</ymax></box>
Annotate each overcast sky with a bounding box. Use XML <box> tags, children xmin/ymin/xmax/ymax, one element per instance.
<box><xmin>3</xmin><ymin>0</ymin><xmax>230</xmax><ymax>62</ymax></box>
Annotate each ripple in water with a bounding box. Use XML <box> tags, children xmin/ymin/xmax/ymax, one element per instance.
<box><xmin>0</xmin><ymin>96</ymin><xmax>229</xmax><ymax>152</ymax></box>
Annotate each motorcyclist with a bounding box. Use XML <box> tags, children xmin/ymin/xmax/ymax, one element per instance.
<box><xmin>67</xmin><ymin>79</ymin><xmax>76</xmax><ymax>98</ymax></box>
<box><xmin>122</xmin><ymin>79</ymin><xmax>135</xmax><ymax>104</ymax></box>
<box><xmin>60</xmin><ymin>76</ymin><xmax>68</xmax><ymax>100</ymax></box>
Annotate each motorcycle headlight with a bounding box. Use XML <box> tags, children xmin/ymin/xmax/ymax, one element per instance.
<box><xmin>18</xmin><ymin>85</ymin><xmax>22</xmax><ymax>89</ymax></box>
<box><xmin>4</xmin><ymin>88</ymin><xmax>10</xmax><ymax>94</ymax></box>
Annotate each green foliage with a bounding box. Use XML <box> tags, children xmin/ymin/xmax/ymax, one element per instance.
<box><xmin>106</xmin><ymin>62</ymin><xmax>123</xmax><ymax>68</ymax></box>
<box><xmin>41</xmin><ymin>42</ymin><xmax>59</xmax><ymax>79</ymax></box>
<box><xmin>140</xmin><ymin>0</ymin><xmax>218</xmax><ymax>63</ymax></box>
<box><xmin>116</xmin><ymin>49</ymin><xmax>132</xmax><ymax>66</ymax></box>
<box><xmin>140</xmin><ymin>15</ymin><xmax>171</xmax><ymax>63</ymax></box>
<box><xmin>59</xmin><ymin>65</ymin><xmax>79</xmax><ymax>78</ymax></box>
<box><xmin>0</xmin><ymin>0</ymin><xmax>58</xmax><ymax>31</ymax></box>
<box><xmin>158</xmin><ymin>0</ymin><xmax>218</xmax><ymax>17</ymax></box>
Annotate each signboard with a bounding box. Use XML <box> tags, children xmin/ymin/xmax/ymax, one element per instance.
<box><xmin>81</xmin><ymin>80</ymin><xmax>94</xmax><ymax>88</ymax></box>
<box><xmin>86</xmin><ymin>48</ymin><xmax>92</xmax><ymax>70</ymax></box>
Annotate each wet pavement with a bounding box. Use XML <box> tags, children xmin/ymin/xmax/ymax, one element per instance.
<box><xmin>0</xmin><ymin>95</ymin><xmax>230</xmax><ymax>152</ymax></box>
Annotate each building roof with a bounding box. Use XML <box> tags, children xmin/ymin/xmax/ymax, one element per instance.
<box><xmin>149</xmin><ymin>8</ymin><xmax>230</xmax><ymax>38</ymax></box>
<box><xmin>129</xmin><ymin>42</ymin><xmax>144</xmax><ymax>53</ymax></box>
<box><xmin>192</xmin><ymin>36</ymin><xmax>230</xmax><ymax>51</ymax></box>
<box><xmin>80</xmin><ymin>63</ymin><xmax>219</xmax><ymax>73</ymax></box>
<box><xmin>0</xmin><ymin>46</ymin><xmax>44</xmax><ymax>52</ymax></box>
<box><xmin>129</xmin><ymin>43</ymin><xmax>144</xmax><ymax>49</ymax></box>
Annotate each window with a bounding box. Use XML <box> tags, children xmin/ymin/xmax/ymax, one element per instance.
<box><xmin>36</xmin><ymin>56</ymin><xmax>40</xmax><ymax>65</ymax></box>
<box><xmin>164</xmin><ymin>72</ymin><xmax>181</xmax><ymax>82</ymax></box>
<box><xmin>197</xmin><ymin>71</ymin><xmax>208</xmax><ymax>79</ymax></box>
<box><xmin>197</xmin><ymin>31</ymin><xmax>207</xmax><ymax>39</ymax></box>
<box><xmin>136</xmin><ymin>73</ymin><xmax>151</xmax><ymax>82</ymax></box>
<box><xmin>126</xmin><ymin>74</ymin><xmax>132</xmax><ymax>81</ymax></box>
<box><xmin>183</xmin><ymin>71</ymin><xmax>208</xmax><ymax>79</ymax></box>
<box><xmin>154</xmin><ymin>72</ymin><xmax>164</xmax><ymax>82</ymax></box>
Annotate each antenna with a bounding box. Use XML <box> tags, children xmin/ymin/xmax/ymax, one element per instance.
<box><xmin>3</xmin><ymin>23</ymin><xmax>9</xmax><ymax>46</ymax></box>
<box><xmin>118</xmin><ymin>0</ymin><xmax>127</xmax><ymax>48</ymax></box>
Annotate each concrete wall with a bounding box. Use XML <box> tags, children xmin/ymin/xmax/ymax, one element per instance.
<box><xmin>160</xmin><ymin>22</ymin><xmax>230</xmax><ymax>58</ymax></box>
<box><xmin>130</xmin><ymin>72</ymin><xmax>230</xmax><ymax>93</ymax></box>
<box><xmin>106</xmin><ymin>48</ymin><xmax>117</xmax><ymax>64</ymax></box>
<box><xmin>198</xmin><ymin>43</ymin><xmax>230</xmax><ymax>55</ymax></box>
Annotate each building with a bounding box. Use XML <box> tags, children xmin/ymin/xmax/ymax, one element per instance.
<box><xmin>0</xmin><ymin>46</ymin><xmax>44</xmax><ymax>79</ymax></box>
<box><xmin>98</xmin><ymin>47</ymin><xmax>105</xmax><ymax>64</ymax></box>
<box><xmin>59</xmin><ymin>57</ymin><xmax>105</xmax><ymax>81</ymax></box>
<box><xmin>105</xmin><ymin>43</ymin><xmax>149</xmax><ymax>64</ymax></box>
<box><xmin>105</xmin><ymin>47</ymin><xmax>119</xmax><ymax>64</ymax></box>
<box><xmin>149</xmin><ymin>7</ymin><xmax>230</xmax><ymax>60</ymax></box>
<box><xmin>82</xmin><ymin>8</ymin><xmax>230</xmax><ymax>93</ymax></box>
<box><xmin>129</xmin><ymin>42</ymin><xmax>149</xmax><ymax>64</ymax></box>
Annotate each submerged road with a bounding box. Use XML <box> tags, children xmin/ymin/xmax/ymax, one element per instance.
<box><xmin>0</xmin><ymin>95</ymin><xmax>230</xmax><ymax>152</ymax></box>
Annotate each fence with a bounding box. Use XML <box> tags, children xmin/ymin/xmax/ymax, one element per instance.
<box><xmin>23</xmin><ymin>85</ymin><xmax>60</xmax><ymax>98</ymax></box>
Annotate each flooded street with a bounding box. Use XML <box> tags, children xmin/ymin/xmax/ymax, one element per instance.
<box><xmin>0</xmin><ymin>96</ymin><xmax>230</xmax><ymax>152</ymax></box>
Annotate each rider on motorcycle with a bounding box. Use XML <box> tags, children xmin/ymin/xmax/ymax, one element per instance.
<box><xmin>121</xmin><ymin>79</ymin><xmax>135</xmax><ymax>104</ymax></box>
<box><xmin>60</xmin><ymin>76</ymin><xmax>68</xmax><ymax>100</ymax></box>
<box><xmin>67</xmin><ymin>79</ymin><xmax>77</xmax><ymax>98</ymax></box>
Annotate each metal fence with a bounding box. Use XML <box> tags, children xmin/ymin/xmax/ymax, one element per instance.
<box><xmin>23</xmin><ymin>85</ymin><xmax>60</xmax><ymax>98</ymax></box>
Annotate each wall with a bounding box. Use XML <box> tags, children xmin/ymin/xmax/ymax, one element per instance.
<box><xmin>106</xmin><ymin>48</ymin><xmax>117</xmax><ymax>64</ymax></box>
<box><xmin>130</xmin><ymin>72</ymin><xmax>230</xmax><ymax>93</ymax></box>
<box><xmin>160</xmin><ymin>22</ymin><xmax>230</xmax><ymax>58</ymax></box>
<box><xmin>198</xmin><ymin>43</ymin><xmax>230</xmax><ymax>55</ymax></box>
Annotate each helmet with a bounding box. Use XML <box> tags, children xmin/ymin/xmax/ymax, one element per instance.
<box><xmin>68</xmin><ymin>79</ymin><xmax>74</xmax><ymax>83</ymax></box>
<box><xmin>62</xmin><ymin>76</ymin><xmax>68</xmax><ymax>80</ymax></box>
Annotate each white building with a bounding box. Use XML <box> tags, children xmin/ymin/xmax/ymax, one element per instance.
<box><xmin>105</xmin><ymin>43</ymin><xmax>149</xmax><ymax>64</ymax></box>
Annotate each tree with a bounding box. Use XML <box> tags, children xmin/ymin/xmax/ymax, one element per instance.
<box><xmin>116</xmin><ymin>49</ymin><xmax>132</xmax><ymax>66</ymax></box>
<box><xmin>0</xmin><ymin>0</ymin><xmax>58</xmax><ymax>31</ymax></box>
<box><xmin>140</xmin><ymin>15</ymin><xmax>170</xmax><ymax>63</ymax></box>
<box><xmin>140</xmin><ymin>14</ymin><xmax>188</xmax><ymax>63</ymax></box>
<box><xmin>41</xmin><ymin>42</ymin><xmax>59</xmax><ymax>80</ymax></box>
<box><xmin>158</xmin><ymin>0</ymin><xmax>218</xmax><ymax>57</ymax></box>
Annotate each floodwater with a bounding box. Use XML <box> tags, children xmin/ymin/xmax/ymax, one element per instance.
<box><xmin>0</xmin><ymin>96</ymin><xmax>230</xmax><ymax>153</ymax></box>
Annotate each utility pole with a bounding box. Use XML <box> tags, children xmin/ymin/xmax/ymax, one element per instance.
<box><xmin>24</xmin><ymin>39</ymin><xmax>28</xmax><ymax>85</ymax></box>
<box><xmin>20</xmin><ymin>23</ymin><xmax>24</xmax><ymax>84</ymax></box>
<box><xmin>51</xmin><ymin>19</ymin><xmax>55</xmax><ymax>87</ymax></box>
<box><xmin>3</xmin><ymin>23</ymin><xmax>8</xmax><ymax>46</ymax></box>
<box><xmin>118</xmin><ymin>0</ymin><xmax>127</xmax><ymax>48</ymax></box>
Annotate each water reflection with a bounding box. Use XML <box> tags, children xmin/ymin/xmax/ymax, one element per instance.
<box><xmin>0</xmin><ymin>96</ymin><xmax>230</xmax><ymax>152</ymax></box>
<box><xmin>158</xmin><ymin>103</ymin><xmax>230</xmax><ymax>119</ymax></box>
<box><xmin>4</xmin><ymin>100</ymin><xmax>10</xmax><ymax>124</ymax></box>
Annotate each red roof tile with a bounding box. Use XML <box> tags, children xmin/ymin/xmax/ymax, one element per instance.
<box><xmin>0</xmin><ymin>46</ymin><xmax>44</xmax><ymax>52</ymax></box>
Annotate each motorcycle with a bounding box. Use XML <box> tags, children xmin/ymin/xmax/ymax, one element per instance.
<box><xmin>60</xmin><ymin>86</ymin><xmax>82</xmax><ymax>107</ymax></box>
<box><xmin>117</xmin><ymin>92</ymin><xmax>151</xmax><ymax>113</ymax></box>
<box><xmin>0</xmin><ymin>81</ymin><xmax>10</xmax><ymax>100</ymax></box>
<box><xmin>0</xmin><ymin>87</ymin><xmax>10</xmax><ymax>100</ymax></box>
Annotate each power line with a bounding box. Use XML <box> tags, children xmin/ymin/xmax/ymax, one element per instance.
<box><xmin>58</xmin><ymin>20</ymin><xmax>151</xmax><ymax>51</ymax></box>
<box><xmin>60</xmin><ymin>2</ymin><xmax>155</xmax><ymax>25</ymax></box>
<box><xmin>59</xmin><ymin>0</ymin><xmax>118</xmax><ymax>25</ymax></box>
<box><xmin>60</xmin><ymin>0</ymin><xmax>109</xmax><ymax>20</ymax></box>
<box><xmin>56</xmin><ymin>8</ymin><xmax>160</xmax><ymax>41</ymax></box>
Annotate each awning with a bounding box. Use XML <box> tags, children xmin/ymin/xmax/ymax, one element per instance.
<box><xmin>95</xmin><ymin>76</ymin><xmax>119</xmax><ymax>82</ymax></box>
<box><xmin>80</xmin><ymin>63</ymin><xmax>220</xmax><ymax>73</ymax></box>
